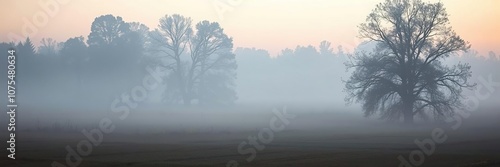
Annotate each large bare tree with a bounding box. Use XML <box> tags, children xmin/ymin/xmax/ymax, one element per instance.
<box><xmin>345</xmin><ymin>0</ymin><xmax>475</xmax><ymax>124</ymax></box>
<box><xmin>150</xmin><ymin>14</ymin><xmax>236</xmax><ymax>105</ymax></box>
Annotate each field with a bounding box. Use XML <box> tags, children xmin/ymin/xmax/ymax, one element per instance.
<box><xmin>1</xmin><ymin>107</ymin><xmax>500</xmax><ymax>167</ymax></box>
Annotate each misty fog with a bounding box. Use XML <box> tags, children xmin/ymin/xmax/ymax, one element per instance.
<box><xmin>1</xmin><ymin>1</ymin><xmax>500</xmax><ymax>166</ymax></box>
<box><xmin>1</xmin><ymin>37</ymin><xmax>499</xmax><ymax>135</ymax></box>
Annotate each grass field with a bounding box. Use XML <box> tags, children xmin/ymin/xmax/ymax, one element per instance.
<box><xmin>1</xmin><ymin>107</ymin><xmax>499</xmax><ymax>167</ymax></box>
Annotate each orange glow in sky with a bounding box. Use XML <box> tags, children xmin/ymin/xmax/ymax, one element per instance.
<box><xmin>1</xmin><ymin>0</ymin><xmax>499</xmax><ymax>56</ymax></box>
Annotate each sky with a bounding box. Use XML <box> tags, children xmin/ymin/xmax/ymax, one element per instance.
<box><xmin>1</xmin><ymin>0</ymin><xmax>499</xmax><ymax>56</ymax></box>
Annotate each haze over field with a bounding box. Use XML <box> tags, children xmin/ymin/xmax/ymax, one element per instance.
<box><xmin>1</xmin><ymin>0</ymin><xmax>500</xmax><ymax>167</ymax></box>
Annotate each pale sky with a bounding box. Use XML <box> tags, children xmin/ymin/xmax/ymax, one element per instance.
<box><xmin>1</xmin><ymin>0</ymin><xmax>499</xmax><ymax>56</ymax></box>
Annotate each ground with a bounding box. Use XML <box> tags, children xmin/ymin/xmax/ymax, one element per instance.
<box><xmin>1</xmin><ymin>108</ymin><xmax>499</xmax><ymax>167</ymax></box>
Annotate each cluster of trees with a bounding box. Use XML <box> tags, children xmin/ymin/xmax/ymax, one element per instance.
<box><xmin>0</xmin><ymin>0</ymin><xmax>498</xmax><ymax>124</ymax></box>
<box><xmin>0</xmin><ymin>14</ymin><xmax>237</xmax><ymax>110</ymax></box>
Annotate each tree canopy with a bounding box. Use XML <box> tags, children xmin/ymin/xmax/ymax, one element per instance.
<box><xmin>345</xmin><ymin>0</ymin><xmax>475</xmax><ymax>123</ymax></box>
<box><xmin>149</xmin><ymin>14</ymin><xmax>237</xmax><ymax>106</ymax></box>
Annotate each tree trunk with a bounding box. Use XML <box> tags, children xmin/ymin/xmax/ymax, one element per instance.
<box><xmin>403</xmin><ymin>101</ymin><xmax>414</xmax><ymax>124</ymax></box>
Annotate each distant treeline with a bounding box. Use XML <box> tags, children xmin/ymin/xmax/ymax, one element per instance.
<box><xmin>0</xmin><ymin>15</ymin><xmax>499</xmax><ymax>111</ymax></box>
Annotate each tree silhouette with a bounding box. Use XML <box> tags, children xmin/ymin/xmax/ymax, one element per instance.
<box><xmin>150</xmin><ymin>14</ymin><xmax>193</xmax><ymax>105</ymax></box>
<box><xmin>16</xmin><ymin>37</ymin><xmax>37</xmax><ymax>79</ymax></box>
<box><xmin>319</xmin><ymin>40</ymin><xmax>334</xmax><ymax>56</ymax></box>
<box><xmin>13</xmin><ymin>38</ymin><xmax>40</xmax><ymax>107</ymax></box>
<box><xmin>150</xmin><ymin>14</ymin><xmax>236</xmax><ymax>105</ymax></box>
<box><xmin>345</xmin><ymin>0</ymin><xmax>475</xmax><ymax>124</ymax></box>
<box><xmin>86</xmin><ymin>14</ymin><xmax>145</xmax><ymax>98</ymax></box>
<box><xmin>39</xmin><ymin>38</ymin><xmax>58</xmax><ymax>56</ymax></box>
<box><xmin>190</xmin><ymin>21</ymin><xmax>236</xmax><ymax>105</ymax></box>
<box><xmin>60</xmin><ymin>36</ymin><xmax>88</xmax><ymax>97</ymax></box>
<box><xmin>129</xmin><ymin>22</ymin><xmax>151</xmax><ymax>50</ymax></box>
<box><xmin>17</xmin><ymin>37</ymin><xmax>37</xmax><ymax>72</ymax></box>
<box><xmin>87</xmin><ymin>14</ymin><xmax>130</xmax><ymax>47</ymax></box>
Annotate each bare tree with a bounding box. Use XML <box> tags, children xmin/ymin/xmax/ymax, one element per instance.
<box><xmin>319</xmin><ymin>40</ymin><xmax>334</xmax><ymax>56</ymax></box>
<box><xmin>345</xmin><ymin>0</ymin><xmax>474</xmax><ymax>124</ymax></box>
<box><xmin>150</xmin><ymin>14</ymin><xmax>193</xmax><ymax>105</ymax></box>
<box><xmin>39</xmin><ymin>38</ymin><xmax>58</xmax><ymax>56</ymax></box>
<box><xmin>150</xmin><ymin>14</ymin><xmax>236</xmax><ymax>105</ymax></box>
<box><xmin>187</xmin><ymin>21</ymin><xmax>236</xmax><ymax>105</ymax></box>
